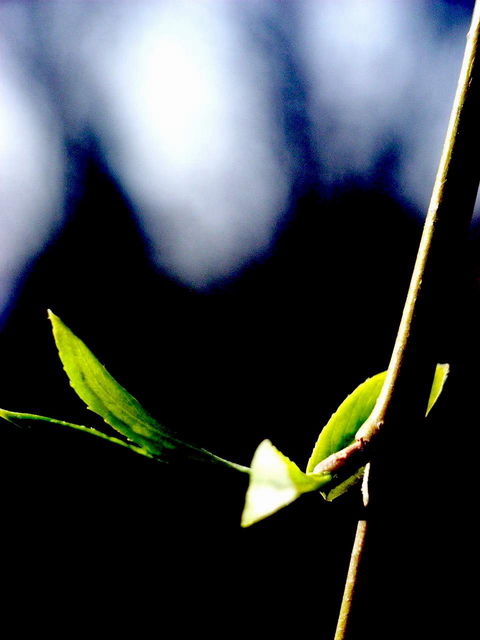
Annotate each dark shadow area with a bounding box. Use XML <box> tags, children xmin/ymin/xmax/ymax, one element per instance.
<box><xmin>2</xmin><ymin>160</ymin><xmax>479</xmax><ymax>636</ymax></box>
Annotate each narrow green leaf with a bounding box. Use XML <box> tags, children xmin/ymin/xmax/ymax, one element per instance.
<box><xmin>426</xmin><ymin>363</ymin><xmax>449</xmax><ymax>415</ymax></box>
<box><xmin>321</xmin><ymin>466</ymin><xmax>366</xmax><ymax>502</ymax></box>
<box><xmin>306</xmin><ymin>363</ymin><xmax>450</xmax><ymax>475</ymax></box>
<box><xmin>0</xmin><ymin>409</ymin><xmax>154</xmax><ymax>459</ymax></box>
<box><xmin>241</xmin><ymin>440</ymin><xmax>331</xmax><ymax>527</ymax></box>
<box><xmin>48</xmin><ymin>311</ymin><xmax>248</xmax><ymax>473</ymax></box>
<box><xmin>49</xmin><ymin>310</ymin><xmax>172</xmax><ymax>453</ymax></box>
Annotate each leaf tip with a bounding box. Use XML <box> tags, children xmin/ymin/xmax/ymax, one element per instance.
<box><xmin>440</xmin><ymin>362</ymin><xmax>450</xmax><ymax>376</ymax></box>
<box><xmin>240</xmin><ymin>439</ymin><xmax>308</xmax><ymax>527</ymax></box>
<box><xmin>47</xmin><ymin>309</ymin><xmax>64</xmax><ymax>333</ymax></box>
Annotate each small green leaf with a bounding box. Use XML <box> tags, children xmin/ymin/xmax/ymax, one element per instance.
<box><xmin>241</xmin><ymin>440</ymin><xmax>331</xmax><ymax>527</ymax></box>
<box><xmin>48</xmin><ymin>311</ymin><xmax>248</xmax><ymax>473</ymax></box>
<box><xmin>426</xmin><ymin>363</ymin><xmax>449</xmax><ymax>415</ymax></box>
<box><xmin>0</xmin><ymin>409</ymin><xmax>154</xmax><ymax>458</ymax></box>
<box><xmin>306</xmin><ymin>363</ymin><xmax>450</xmax><ymax>475</ymax></box>
<box><xmin>306</xmin><ymin>372</ymin><xmax>386</xmax><ymax>474</ymax></box>
<box><xmin>321</xmin><ymin>466</ymin><xmax>366</xmax><ymax>502</ymax></box>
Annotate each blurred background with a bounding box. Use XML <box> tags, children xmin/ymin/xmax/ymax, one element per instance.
<box><xmin>1</xmin><ymin>1</ymin><xmax>479</xmax><ymax>636</ymax></box>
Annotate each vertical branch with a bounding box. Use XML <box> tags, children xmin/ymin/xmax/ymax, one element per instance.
<box><xmin>334</xmin><ymin>3</ymin><xmax>480</xmax><ymax>638</ymax></box>
<box><xmin>357</xmin><ymin>2</ymin><xmax>480</xmax><ymax>445</ymax></box>
<box><xmin>334</xmin><ymin>466</ymin><xmax>371</xmax><ymax>640</ymax></box>
<box><xmin>333</xmin><ymin>519</ymin><xmax>368</xmax><ymax>640</ymax></box>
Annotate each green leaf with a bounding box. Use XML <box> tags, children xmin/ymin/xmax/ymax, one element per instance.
<box><xmin>240</xmin><ymin>363</ymin><xmax>450</xmax><ymax>526</ymax></box>
<box><xmin>48</xmin><ymin>311</ymin><xmax>248</xmax><ymax>473</ymax></box>
<box><xmin>306</xmin><ymin>372</ymin><xmax>386</xmax><ymax>474</ymax></box>
<box><xmin>426</xmin><ymin>363</ymin><xmax>449</xmax><ymax>415</ymax></box>
<box><xmin>241</xmin><ymin>440</ymin><xmax>331</xmax><ymax>527</ymax></box>
<box><xmin>321</xmin><ymin>466</ymin><xmax>366</xmax><ymax>502</ymax></box>
<box><xmin>0</xmin><ymin>409</ymin><xmax>154</xmax><ymax>459</ymax></box>
<box><xmin>306</xmin><ymin>363</ymin><xmax>450</xmax><ymax>475</ymax></box>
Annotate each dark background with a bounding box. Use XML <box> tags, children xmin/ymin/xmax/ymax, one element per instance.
<box><xmin>1</xmin><ymin>1</ymin><xmax>479</xmax><ymax>637</ymax></box>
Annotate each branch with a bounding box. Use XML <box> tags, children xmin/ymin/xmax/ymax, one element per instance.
<box><xmin>314</xmin><ymin>1</ymin><xmax>480</xmax><ymax>480</ymax></box>
<box><xmin>333</xmin><ymin>466</ymin><xmax>371</xmax><ymax>640</ymax></box>
<box><xmin>332</xmin><ymin>3</ymin><xmax>480</xmax><ymax>639</ymax></box>
<box><xmin>356</xmin><ymin>0</ymin><xmax>480</xmax><ymax>445</ymax></box>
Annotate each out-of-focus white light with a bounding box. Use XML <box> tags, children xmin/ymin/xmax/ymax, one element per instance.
<box><xmin>0</xmin><ymin>0</ymin><xmax>476</xmax><ymax>323</ymax></box>
<box><xmin>0</xmin><ymin>45</ymin><xmax>64</xmax><ymax>316</ymax></box>
<box><xmin>298</xmin><ymin>0</ymin><xmax>470</xmax><ymax>215</ymax></box>
<box><xmin>87</xmin><ymin>0</ymin><xmax>291</xmax><ymax>286</ymax></box>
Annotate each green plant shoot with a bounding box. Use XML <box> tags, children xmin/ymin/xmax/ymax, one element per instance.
<box><xmin>0</xmin><ymin>313</ymin><xmax>449</xmax><ymax>528</ymax></box>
